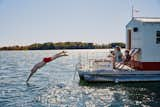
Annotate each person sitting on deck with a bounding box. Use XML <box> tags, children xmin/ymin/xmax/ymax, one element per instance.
<box><xmin>116</xmin><ymin>49</ymin><xmax>141</xmax><ymax>69</ymax></box>
<box><xmin>123</xmin><ymin>50</ymin><xmax>131</xmax><ymax>64</ymax></box>
<box><xmin>115</xmin><ymin>50</ymin><xmax>131</xmax><ymax>69</ymax></box>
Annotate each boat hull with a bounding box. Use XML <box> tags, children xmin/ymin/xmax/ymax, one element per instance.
<box><xmin>78</xmin><ymin>70</ymin><xmax>160</xmax><ymax>83</ymax></box>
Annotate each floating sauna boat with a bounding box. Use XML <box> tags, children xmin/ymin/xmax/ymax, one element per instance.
<box><xmin>76</xmin><ymin>17</ymin><xmax>160</xmax><ymax>83</ymax></box>
<box><xmin>77</xmin><ymin>59</ymin><xmax>160</xmax><ymax>83</ymax></box>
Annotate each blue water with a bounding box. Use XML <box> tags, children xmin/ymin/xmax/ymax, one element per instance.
<box><xmin>0</xmin><ymin>50</ymin><xmax>160</xmax><ymax>107</ymax></box>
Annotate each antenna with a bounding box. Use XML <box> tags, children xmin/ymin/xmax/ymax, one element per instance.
<box><xmin>132</xmin><ymin>5</ymin><xmax>134</xmax><ymax>18</ymax></box>
<box><xmin>130</xmin><ymin>0</ymin><xmax>134</xmax><ymax>18</ymax></box>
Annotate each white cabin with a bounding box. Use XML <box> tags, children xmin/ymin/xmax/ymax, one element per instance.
<box><xmin>126</xmin><ymin>17</ymin><xmax>160</xmax><ymax>70</ymax></box>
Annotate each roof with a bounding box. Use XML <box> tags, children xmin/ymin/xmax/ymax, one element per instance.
<box><xmin>133</xmin><ymin>17</ymin><xmax>160</xmax><ymax>23</ymax></box>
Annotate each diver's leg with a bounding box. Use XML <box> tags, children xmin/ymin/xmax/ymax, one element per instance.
<box><xmin>52</xmin><ymin>51</ymin><xmax>67</xmax><ymax>58</ymax></box>
<box><xmin>51</xmin><ymin>52</ymin><xmax>68</xmax><ymax>60</ymax></box>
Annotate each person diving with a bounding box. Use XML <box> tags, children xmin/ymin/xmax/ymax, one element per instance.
<box><xmin>26</xmin><ymin>51</ymin><xmax>68</xmax><ymax>83</ymax></box>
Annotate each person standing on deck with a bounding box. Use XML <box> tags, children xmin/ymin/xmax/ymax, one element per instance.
<box><xmin>114</xmin><ymin>46</ymin><xmax>123</xmax><ymax>63</ymax></box>
<box><xmin>26</xmin><ymin>51</ymin><xmax>68</xmax><ymax>83</ymax></box>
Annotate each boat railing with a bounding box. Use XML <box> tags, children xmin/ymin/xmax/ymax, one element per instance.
<box><xmin>76</xmin><ymin>51</ymin><xmax>113</xmax><ymax>72</ymax></box>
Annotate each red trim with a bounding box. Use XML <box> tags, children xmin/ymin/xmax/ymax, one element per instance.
<box><xmin>130</xmin><ymin>61</ymin><xmax>160</xmax><ymax>70</ymax></box>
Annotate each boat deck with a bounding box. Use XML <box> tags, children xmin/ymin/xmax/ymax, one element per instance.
<box><xmin>76</xmin><ymin>52</ymin><xmax>160</xmax><ymax>83</ymax></box>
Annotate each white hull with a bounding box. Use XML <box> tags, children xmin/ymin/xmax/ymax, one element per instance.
<box><xmin>78</xmin><ymin>70</ymin><xmax>160</xmax><ymax>83</ymax></box>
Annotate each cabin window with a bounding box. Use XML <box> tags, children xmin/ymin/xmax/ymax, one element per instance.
<box><xmin>156</xmin><ymin>31</ymin><xmax>160</xmax><ymax>44</ymax></box>
<box><xmin>133</xmin><ymin>27</ymin><xmax>138</xmax><ymax>32</ymax></box>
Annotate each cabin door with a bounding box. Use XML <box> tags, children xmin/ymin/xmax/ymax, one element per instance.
<box><xmin>127</xmin><ymin>29</ymin><xmax>132</xmax><ymax>50</ymax></box>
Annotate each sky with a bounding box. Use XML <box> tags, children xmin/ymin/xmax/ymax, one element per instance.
<box><xmin>0</xmin><ymin>0</ymin><xmax>160</xmax><ymax>46</ymax></box>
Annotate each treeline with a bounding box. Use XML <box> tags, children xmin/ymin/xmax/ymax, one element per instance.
<box><xmin>0</xmin><ymin>42</ymin><xmax>125</xmax><ymax>50</ymax></box>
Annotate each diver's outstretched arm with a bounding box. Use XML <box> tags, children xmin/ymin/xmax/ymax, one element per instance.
<box><xmin>26</xmin><ymin>72</ymin><xmax>34</xmax><ymax>83</ymax></box>
<box><xmin>26</xmin><ymin>61</ymin><xmax>46</xmax><ymax>83</ymax></box>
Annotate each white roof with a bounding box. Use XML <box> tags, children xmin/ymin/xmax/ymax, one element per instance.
<box><xmin>133</xmin><ymin>17</ymin><xmax>160</xmax><ymax>23</ymax></box>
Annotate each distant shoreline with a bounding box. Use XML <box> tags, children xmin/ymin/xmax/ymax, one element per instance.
<box><xmin>0</xmin><ymin>42</ymin><xmax>125</xmax><ymax>51</ymax></box>
<box><xmin>0</xmin><ymin>48</ymin><xmax>123</xmax><ymax>51</ymax></box>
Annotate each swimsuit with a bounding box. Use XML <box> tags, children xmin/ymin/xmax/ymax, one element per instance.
<box><xmin>43</xmin><ymin>57</ymin><xmax>52</xmax><ymax>63</ymax></box>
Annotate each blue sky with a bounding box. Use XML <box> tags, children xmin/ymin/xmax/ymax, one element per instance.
<box><xmin>0</xmin><ymin>0</ymin><xmax>160</xmax><ymax>46</ymax></box>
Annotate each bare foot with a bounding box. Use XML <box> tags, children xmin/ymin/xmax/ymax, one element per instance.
<box><xmin>58</xmin><ymin>51</ymin><xmax>67</xmax><ymax>55</ymax></box>
<box><xmin>60</xmin><ymin>53</ymin><xmax>68</xmax><ymax>56</ymax></box>
<box><xmin>63</xmin><ymin>53</ymin><xmax>68</xmax><ymax>56</ymax></box>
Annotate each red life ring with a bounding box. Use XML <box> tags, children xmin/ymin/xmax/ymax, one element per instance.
<box><xmin>43</xmin><ymin>57</ymin><xmax>52</xmax><ymax>63</ymax></box>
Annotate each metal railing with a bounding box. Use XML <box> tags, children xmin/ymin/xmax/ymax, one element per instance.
<box><xmin>76</xmin><ymin>51</ymin><xmax>113</xmax><ymax>72</ymax></box>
